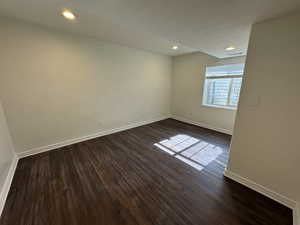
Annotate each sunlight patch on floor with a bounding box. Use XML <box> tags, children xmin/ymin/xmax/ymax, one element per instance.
<box><xmin>154</xmin><ymin>134</ymin><xmax>223</xmax><ymax>171</ymax></box>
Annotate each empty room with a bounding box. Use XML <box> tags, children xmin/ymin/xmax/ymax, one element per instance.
<box><xmin>0</xmin><ymin>0</ymin><xmax>300</xmax><ymax>225</ymax></box>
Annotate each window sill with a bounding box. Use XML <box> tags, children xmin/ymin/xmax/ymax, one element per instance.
<box><xmin>201</xmin><ymin>104</ymin><xmax>237</xmax><ymax>111</ymax></box>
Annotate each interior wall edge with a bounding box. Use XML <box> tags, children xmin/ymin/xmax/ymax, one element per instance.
<box><xmin>224</xmin><ymin>169</ymin><xmax>299</xmax><ymax>225</ymax></box>
<box><xmin>171</xmin><ymin>115</ymin><xmax>232</xmax><ymax>135</ymax></box>
<box><xmin>0</xmin><ymin>154</ymin><xmax>18</xmax><ymax>218</ymax></box>
<box><xmin>295</xmin><ymin>203</ymin><xmax>300</xmax><ymax>225</ymax></box>
<box><xmin>17</xmin><ymin>115</ymin><xmax>170</xmax><ymax>159</ymax></box>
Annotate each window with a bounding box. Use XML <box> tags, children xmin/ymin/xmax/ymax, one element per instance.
<box><xmin>202</xmin><ymin>64</ymin><xmax>244</xmax><ymax>109</ymax></box>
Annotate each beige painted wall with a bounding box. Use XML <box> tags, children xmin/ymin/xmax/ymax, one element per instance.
<box><xmin>0</xmin><ymin>18</ymin><xmax>172</xmax><ymax>153</ymax></box>
<box><xmin>171</xmin><ymin>53</ymin><xmax>245</xmax><ymax>134</ymax></box>
<box><xmin>228</xmin><ymin>12</ymin><xmax>300</xmax><ymax>206</ymax></box>
<box><xmin>0</xmin><ymin>102</ymin><xmax>15</xmax><ymax>192</ymax></box>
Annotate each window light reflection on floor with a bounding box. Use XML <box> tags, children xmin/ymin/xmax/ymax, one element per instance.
<box><xmin>154</xmin><ymin>134</ymin><xmax>223</xmax><ymax>171</ymax></box>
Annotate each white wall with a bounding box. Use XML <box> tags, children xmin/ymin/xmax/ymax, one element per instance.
<box><xmin>171</xmin><ymin>52</ymin><xmax>245</xmax><ymax>134</ymax></box>
<box><xmin>0</xmin><ymin>102</ymin><xmax>15</xmax><ymax>197</ymax></box>
<box><xmin>213</xmin><ymin>56</ymin><xmax>246</xmax><ymax>66</ymax></box>
<box><xmin>0</xmin><ymin>18</ymin><xmax>172</xmax><ymax>153</ymax></box>
<box><xmin>227</xmin><ymin>11</ymin><xmax>300</xmax><ymax>214</ymax></box>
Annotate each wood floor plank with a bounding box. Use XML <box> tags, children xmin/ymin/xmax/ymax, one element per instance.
<box><xmin>0</xmin><ymin>119</ymin><xmax>292</xmax><ymax>225</ymax></box>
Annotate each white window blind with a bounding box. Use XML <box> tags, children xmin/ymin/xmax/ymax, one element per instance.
<box><xmin>202</xmin><ymin>64</ymin><xmax>244</xmax><ymax>109</ymax></box>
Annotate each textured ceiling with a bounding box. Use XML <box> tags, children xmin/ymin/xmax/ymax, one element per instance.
<box><xmin>0</xmin><ymin>0</ymin><xmax>299</xmax><ymax>58</ymax></box>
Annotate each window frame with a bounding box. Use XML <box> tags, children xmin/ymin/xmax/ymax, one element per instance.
<box><xmin>202</xmin><ymin>65</ymin><xmax>243</xmax><ymax>110</ymax></box>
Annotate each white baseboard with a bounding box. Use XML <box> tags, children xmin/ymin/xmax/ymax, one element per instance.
<box><xmin>171</xmin><ymin>115</ymin><xmax>232</xmax><ymax>135</ymax></box>
<box><xmin>224</xmin><ymin>169</ymin><xmax>299</xmax><ymax>225</ymax></box>
<box><xmin>17</xmin><ymin>115</ymin><xmax>170</xmax><ymax>159</ymax></box>
<box><xmin>0</xmin><ymin>154</ymin><xmax>18</xmax><ymax>217</ymax></box>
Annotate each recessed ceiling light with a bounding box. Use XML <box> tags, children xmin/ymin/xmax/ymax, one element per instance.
<box><xmin>62</xmin><ymin>10</ymin><xmax>76</xmax><ymax>20</ymax></box>
<box><xmin>225</xmin><ymin>46</ymin><xmax>236</xmax><ymax>51</ymax></box>
<box><xmin>172</xmin><ymin>46</ymin><xmax>179</xmax><ymax>50</ymax></box>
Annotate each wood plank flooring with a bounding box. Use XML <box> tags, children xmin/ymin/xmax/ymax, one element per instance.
<box><xmin>0</xmin><ymin>119</ymin><xmax>292</xmax><ymax>225</ymax></box>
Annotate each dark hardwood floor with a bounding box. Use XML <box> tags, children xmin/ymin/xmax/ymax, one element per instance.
<box><xmin>0</xmin><ymin>119</ymin><xmax>292</xmax><ymax>225</ymax></box>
